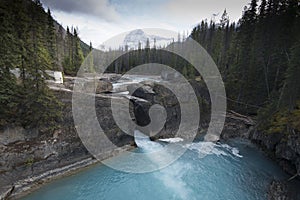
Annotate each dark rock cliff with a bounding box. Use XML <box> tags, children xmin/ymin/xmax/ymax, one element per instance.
<box><xmin>1</xmin><ymin>79</ymin><xmax>299</xmax><ymax>199</ymax></box>
<box><xmin>250</xmin><ymin>130</ymin><xmax>300</xmax><ymax>178</ymax></box>
<box><xmin>129</xmin><ymin>80</ymin><xmax>211</xmax><ymax>141</ymax></box>
<box><xmin>0</xmin><ymin>90</ymin><xmax>134</xmax><ymax>197</ymax></box>
<box><xmin>129</xmin><ymin>80</ymin><xmax>300</xmax><ymax>200</ymax></box>
<box><xmin>130</xmin><ymin>80</ymin><xmax>300</xmax><ymax>180</ymax></box>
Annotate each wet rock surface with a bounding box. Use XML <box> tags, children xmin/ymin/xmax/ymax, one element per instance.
<box><xmin>128</xmin><ymin>79</ymin><xmax>300</xmax><ymax>199</ymax></box>
<box><xmin>250</xmin><ymin>129</ymin><xmax>300</xmax><ymax>177</ymax></box>
<box><xmin>128</xmin><ymin>80</ymin><xmax>254</xmax><ymax>141</ymax></box>
<box><xmin>1</xmin><ymin>75</ymin><xmax>300</xmax><ymax>199</ymax></box>
<box><xmin>268</xmin><ymin>180</ymin><xmax>289</xmax><ymax>200</ymax></box>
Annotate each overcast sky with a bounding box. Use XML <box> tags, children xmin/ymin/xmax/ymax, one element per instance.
<box><xmin>41</xmin><ymin>0</ymin><xmax>250</xmax><ymax>47</ymax></box>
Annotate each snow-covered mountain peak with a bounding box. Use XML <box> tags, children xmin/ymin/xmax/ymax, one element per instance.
<box><xmin>123</xmin><ymin>29</ymin><xmax>174</xmax><ymax>50</ymax></box>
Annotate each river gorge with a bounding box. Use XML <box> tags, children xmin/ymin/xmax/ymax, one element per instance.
<box><xmin>20</xmin><ymin>133</ymin><xmax>292</xmax><ymax>200</ymax></box>
<box><xmin>1</xmin><ymin>74</ymin><xmax>300</xmax><ymax>200</ymax></box>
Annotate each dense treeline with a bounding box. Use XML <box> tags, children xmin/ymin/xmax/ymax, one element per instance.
<box><xmin>192</xmin><ymin>0</ymin><xmax>299</xmax><ymax>110</ymax></box>
<box><xmin>190</xmin><ymin>0</ymin><xmax>300</xmax><ymax>134</ymax></box>
<box><xmin>0</xmin><ymin>0</ymin><xmax>299</xmax><ymax>137</ymax></box>
<box><xmin>104</xmin><ymin>0</ymin><xmax>300</xmax><ymax>135</ymax></box>
<box><xmin>105</xmin><ymin>47</ymin><xmax>196</xmax><ymax>79</ymax></box>
<box><xmin>0</xmin><ymin>0</ymin><xmax>87</xmax><ymax>130</ymax></box>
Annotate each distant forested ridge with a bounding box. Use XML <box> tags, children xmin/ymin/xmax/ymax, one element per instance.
<box><xmin>0</xmin><ymin>0</ymin><xmax>89</xmax><ymax>129</ymax></box>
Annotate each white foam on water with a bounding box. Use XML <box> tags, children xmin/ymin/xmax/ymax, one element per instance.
<box><xmin>185</xmin><ymin>142</ymin><xmax>243</xmax><ymax>158</ymax></box>
<box><xmin>185</xmin><ymin>142</ymin><xmax>228</xmax><ymax>157</ymax></box>
<box><xmin>134</xmin><ymin>130</ymin><xmax>163</xmax><ymax>153</ymax></box>
<box><xmin>134</xmin><ymin>131</ymin><xmax>242</xmax><ymax>199</ymax></box>
<box><xmin>155</xmin><ymin>162</ymin><xmax>195</xmax><ymax>200</ymax></box>
<box><xmin>134</xmin><ymin>130</ymin><xmax>194</xmax><ymax>199</ymax></box>
<box><xmin>231</xmin><ymin>148</ymin><xmax>243</xmax><ymax>158</ymax></box>
<box><xmin>219</xmin><ymin>143</ymin><xmax>243</xmax><ymax>158</ymax></box>
<box><xmin>158</xmin><ymin>138</ymin><xmax>184</xmax><ymax>143</ymax></box>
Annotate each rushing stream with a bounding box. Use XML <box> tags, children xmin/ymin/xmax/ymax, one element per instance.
<box><xmin>22</xmin><ymin>131</ymin><xmax>288</xmax><ymax>200</ymax></box>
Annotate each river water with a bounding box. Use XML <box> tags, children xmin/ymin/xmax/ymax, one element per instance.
<box><xmin>22</xmin><ymin>131</ymin><xmax>289</xmax><ymax>200</ymax></box>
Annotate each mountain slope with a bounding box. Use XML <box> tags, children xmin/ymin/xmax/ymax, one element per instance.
<box><xmin>123</xmin><ymin>29</ymin><xmax>174</xmax><ymax>50</ymax></box>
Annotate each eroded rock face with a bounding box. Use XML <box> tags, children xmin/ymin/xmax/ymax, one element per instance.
<box><xmin>251</xmin><ymin>131</ymin><xmax>284</xmax><ymax>151</ymax></box>
<box><xmin>221</xmin><ymin>111</ymin><xmax>255</xmax><ymax>140</ymax></box>
<box><xmin>83</xmin><ymin>80</ymin><xmax>113</xmax><ymax>94</ymax></box>
<box><xmin>0</xmin><ymin>137</ymin><xmax>89</xmax><ymax>189</ymax></box>
<box><xmin>268</xmin><ymin>180</ymin><xmax>288</xmax><ymax>200</ymax></box>
<box><xmin>96</xmin><ymin>80</ymin><xmax>113</xmax><ymax>94</ymax></box>
<box><xmin>128</xmin><ymin>81</ymin><xmax>211</xmax><ymax>140</ymax></box>
<box><xmin>250</xmin><ymin>130</ymin><xmax>300</xmax><ymax>176</ymax></box>
<box><xmin>0</xmin><ymin>90</ymin><xmax>134</xmax><ymax>195</ymax></box>
<box><xmin>128</xmin><ymin>83</ymin><xmax>155</xmax><ymax>102</ymax></box>
<box><xmin>0</xmin><ymin>127</ymin><xmax>39</xmax><ymax>146</ymax></box>
<box><xmin>128</xmin><ymin>80</ymin><xmax>257</xmax><ymax>142</ymax></box>
<box><xmin>127</xmin><ymin>80</ymin><xmax>300</xmax><ymax>186</ymax></box>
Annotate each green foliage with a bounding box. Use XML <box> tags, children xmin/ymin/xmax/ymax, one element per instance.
<box><xmin>62</xmin><ymin>27</ymin><xmax>85</xmax><ymax>75</ymax></box>
<box><xmin>279</xmin><ymin>41</ymin><xmax>300</xmax><ymax>109</ymax></box>
<box><xmin>0</xmin><ymin>71</ymin><xmax>19</xmax><ymax>126</ymax></box>
<box><xmin>63</xmin><ymin>56</ymin><xmax>74</xmax><ymax>76</ymax></box>
<box><xmin>259</xmin><ymin>101</ymin><xmax>300</xmax><ymax>135</ymax></box>
<box><xmin>46</xmin><ymin>8</ymin><xmax>58</xmax><ymax>70</ymax></box>
<box><xmin>1</xmin><ymin>0</ymin><xmax>298</xmax><ymax>137</ymax></box>
<box><xmin>105</xmin><ymin>48</ymin><xmax>198</xmax><ymax>80</ymax></box>
<box><xmin>19</xmin><ymin>88</ymin><xmax>62</xmax><ymax>131</ymax></box>
<box><xmin>290</xmin><ymin>102</ymin><xmax>300</xmax><ymax>131</ymax></box>
<box><xmin>0</xmin><ymin>0</ymin><xmax>64</xmax><ymax>131</ymax></box>
<box><xmin>0</xmin><ymin>1</ymin><xmax>20</xmax><ymax>126</ymax></box>
<box><xmin>189</xmin><ymin>0</ymin><xmax>300</xmax><ymax>137</ymax></box>
<box><xmin>190</xmin><ymin>0</ymin><xmax>299</xmax><ymax>115</ymax></box>
<box><xmin>25</xmin><ymin>157</ymin><xmax>34</xmax><ymax>166</ymax></box>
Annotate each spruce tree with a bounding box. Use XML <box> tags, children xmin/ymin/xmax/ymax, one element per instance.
<box><xmin>280</xmin><ymin>41</ymin><xmax>300</xmax><ymax>109</ymax></box>
<box><xmin>73</xmin><ymin>28</ymin><xmax>84</xmax><ymax>72</ymax></box>
<box><xmin>0</xmin><ymin>0</ymin><xmax>20</xmax><ymax>126</ymax></box>
<box><xmin>46</xmin><ymin>8</ymin><xmax>58</xmax><ymax>70</ymax></box>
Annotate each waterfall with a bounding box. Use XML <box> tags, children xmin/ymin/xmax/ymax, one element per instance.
<box><xmin>134</xmin><ymin>130</ymin><xmax>195</xmax><ymax>200</ymax></box>
<box><xmin>134</xmin><ymin>130</ymin><xmax>163</xmax><ymax>153</ymax></box>
<box><xmin>23</xmin><ymin>131</ymin><xmax>287</xmax><ymax>200</ymax></box>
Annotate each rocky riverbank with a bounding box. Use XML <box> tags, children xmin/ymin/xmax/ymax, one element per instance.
<box><xmin>127</xmin><ymin>79</ymin><xmax>300</xmax><ymax>180</ymax></box>
<box><xmin>219</xmin><ymin>110</ymin><xmax>300</xmax><ymax>188</ymax></box>
<box><xmin>128</xmin><ymin>79</ymin><xmax>300</xmax><ymax>200</ymax></box>
<box><xmin>1</xmin><ymin>145</ymin><xmax>133</xmax><ymax>200</ymax></box>
<box><xmin>1</xmin><ymin>75</ymin><xmax>299</xmax><ymax>200</ymax></box>
<box><xmin>0</xmin><ymin>89</ymin><xmax>135</xmax><ymax>200</ymax></box>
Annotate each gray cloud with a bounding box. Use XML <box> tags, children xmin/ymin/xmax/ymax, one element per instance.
<box><xmin>163</xmin><ymin>0</ymin><xmax>249</xmax><ymax>23</ymax></box>
<box><xmin>41</xmin><ymin>0</ymin><xmax>120</xmax><ymax>22</ymax></box>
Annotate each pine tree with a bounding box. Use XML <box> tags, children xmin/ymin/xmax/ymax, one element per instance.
<box><xmin>16</xmin><ymin>0</ymin><xmax>62</xmax><ymax>130</ymax></box>
<box><xmin>27</xmin><ymin>0</ymin><xmax>51</xmax><ymax>91</ymax></box>
<box><xmin>0</xmin><ymin>0</ymin><xmax>20</xmax><ymax>125</ymax></box>
<box><xmin>220</xmin><ymin>9</ymin><xmax>229</xmax><ymax>28</ymax></box>
<box><xmin>73</xmin><ymin>28</ymin><xmax>84</xmax><ymax>72</ymax></box>
<box><xmin>280</xmin><ymin>41</ymin><xmax>300</xmax><ymax>109</ymax></box>
<box><xmin>233</xmin><ymin>0</ymin><xmax>258</xmax><ymax>106</ymax></box>
<box><xmin>87</xmin><ymin>42</ymin><xmax>95</xmax><ymax>73</ymax></box>
<box><xmin>259</xmin><ymin>0</ymin><xmax>267</xmax><ymax>17</ymax></box>
<box><xmin>46</xmin><ymin>8</ymin><xmax>58</xmax><ymax>70</ymax></box>
<box><xmin>0</xmin><ymin>0</ymin><xmax>74</xmax><ymax>129</ymax></box>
